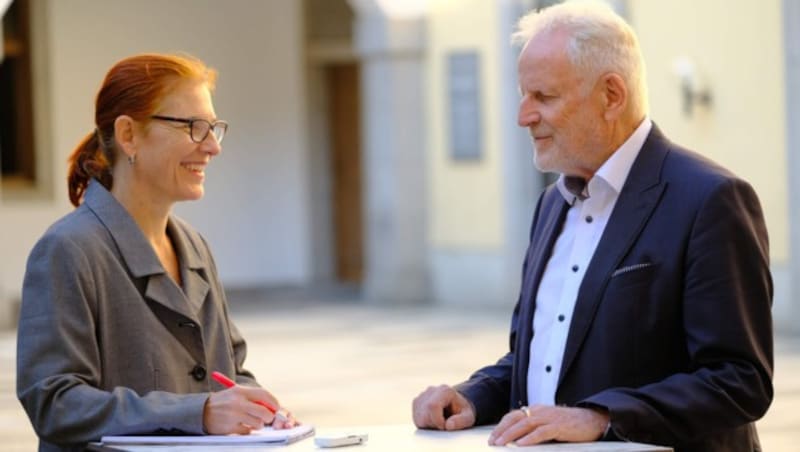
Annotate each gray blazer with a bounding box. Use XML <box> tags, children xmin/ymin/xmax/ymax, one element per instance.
<box><xmin>16</xmin><ymin>181</ymin><xmax>258</xmax><ymax>451</ymax></box>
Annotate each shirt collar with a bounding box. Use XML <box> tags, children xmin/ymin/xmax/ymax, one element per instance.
<box><xmin>556</xmin><ymin>117</ymin><xmax>652</xmax><ymax>204</ymax></box>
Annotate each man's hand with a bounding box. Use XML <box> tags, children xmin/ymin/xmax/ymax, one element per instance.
<box><xmin>203</xmin><ymin>386</ymin><xmax>281</xmax><ymax>435</ymax></box>
<box><xmin>488</xmin><ymin>405</ymin><xmax>609</xmax><ymax>446</ymax></box>
<box><xmin>412</xmin><ymin>384</ymin><xmax>476</xmax><ymax>431</ymax></box>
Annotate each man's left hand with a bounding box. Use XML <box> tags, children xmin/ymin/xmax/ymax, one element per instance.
<box><xmin>488</xmin><ymin>405</ymin><xmax>609</xmax><ymax>446</ymax></box>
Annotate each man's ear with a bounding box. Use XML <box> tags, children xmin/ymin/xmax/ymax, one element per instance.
<box><xmin>601</xmin><ymin>72</ymin><xmax>628</xmax><ymax>120</ymax></box>
<box><xmin>113</xmin><ymin>115</ymin><xmax>137</xmax><ymax>159</ymax></box>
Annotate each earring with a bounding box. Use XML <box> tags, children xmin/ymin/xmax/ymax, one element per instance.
<box><xmin>127</xmin><ymin>153</ymin><xmax>137</xmax><ymax>165</ymax></box>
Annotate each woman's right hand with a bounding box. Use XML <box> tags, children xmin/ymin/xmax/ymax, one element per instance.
<box><xmin>202</xmin><ymin>385</ymin><xmax>280</xmax><ymax>434</ymax></box>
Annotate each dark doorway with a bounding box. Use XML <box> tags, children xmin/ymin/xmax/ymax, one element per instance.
<box><xmin>325</xmin><ymin>63</ymin><xmax>363</xmax><ymax>283</ymax></box>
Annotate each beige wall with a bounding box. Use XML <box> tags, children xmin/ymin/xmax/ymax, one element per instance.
<box><xmin>631</xmin><ymin>0</ymin><xmax>788</xmax><ymax>262</ymax></box>
<box><xmin>426</xmin><ymin>0</ymin><xmax>536</xmax><ymax>306</ymax></box>
<box><xmin>428</xmin><ymin>0</ymin><xmax>506</xmax><ymax>250</ymax></box>
<box><xmin>0</xmin><ymin>0</ymin><xmax>311</xmax><ymax>323</ymax></box>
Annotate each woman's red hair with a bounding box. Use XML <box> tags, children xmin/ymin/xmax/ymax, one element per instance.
<box><xmin>67</xmin><ymin>53</ymin><xmax>217</xmax><ymax>207</ymax></box>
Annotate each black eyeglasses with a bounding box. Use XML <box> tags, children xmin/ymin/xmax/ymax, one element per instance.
<box><xmin>150</xmin><ymin>115</ymin><xmax>229</xmax><ymax>144</ymax></box>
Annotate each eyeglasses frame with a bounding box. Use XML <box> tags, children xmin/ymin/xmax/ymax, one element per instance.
<box><xmin>149</xmin><ymin>115</ymin><xmax>229</xmax><ymax>144</ymax></box>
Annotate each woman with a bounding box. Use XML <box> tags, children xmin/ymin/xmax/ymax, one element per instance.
<box><xmin>16</xmin><ymin>53</ymin><xmax>295</xmax><ymax>451</ymax></box>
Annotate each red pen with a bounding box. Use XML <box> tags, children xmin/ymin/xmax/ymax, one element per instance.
<box><xmin>211</xmin><ymin>371</ymin><xmax>289</xmax><ymax>422</ymax></box>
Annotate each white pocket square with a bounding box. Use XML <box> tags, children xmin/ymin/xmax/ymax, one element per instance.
<box><xmin>612</xmin><ymin>262</ymin><xmax>654</xmax><ymax>277</ymax></box>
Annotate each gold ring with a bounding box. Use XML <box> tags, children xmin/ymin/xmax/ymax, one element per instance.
<box><xmin>520</xmin><ymin>406</ymin><xmax>530</xmax><ymax>417</ymax></box>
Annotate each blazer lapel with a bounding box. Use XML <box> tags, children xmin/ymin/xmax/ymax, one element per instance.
<box><xmin>516</xmin><ymin>186</ymin><xmax>570</xmax><ymax>403</ymax></box>
<box><xmin>558</xmin><ymin>126</ymin><xmax>670</xmax><ymax>384</ymax></box>
<box><xmin>84</xmin><ymin>182</ymin><xmax>207</xmax><ymax>322</ymax></box>
<box><xmin>144</xmin><ymin>274</ymin><xmax>198</xmax><ymax>322</ymax></box>
<box><xmin>167</xmin><ymin>219</ymin><xmax>210</xmax><ymax>317</ymax></box>
<box><xmin>527</xmin><ymin>188</ymin><xmax>572</xmax><ymax>299</ymax></box>
<box><xmin>142</xmin><ymin>219</ymin><xmax>211</xmax><ymax>339</ymax></box>
<box><xmin>144</xmin><ymin>218</ymin><xmax>210</xmax><ymax>366</ymax></box>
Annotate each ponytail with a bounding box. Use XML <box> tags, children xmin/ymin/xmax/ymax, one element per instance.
<box><xmin>66</xmin><ymin>130</ymin><xmax>113</xmax><ymax>207</ymax></box>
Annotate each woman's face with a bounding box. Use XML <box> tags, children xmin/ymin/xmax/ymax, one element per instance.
<box><xmin>133</xmin><ymin>81</ymin><xmax>222</xmax><ymax>205</ymax></box>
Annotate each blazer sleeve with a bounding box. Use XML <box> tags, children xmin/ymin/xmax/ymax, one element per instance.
<box><xmin>454</xmin><ymin>192</ymin><xmax>546</xmax><ymax>425</ymax></box>
<box><xmin>16</xmin><ymin>233</ymin><xmax>208</xmax><ymax>446</ymax></box>
<box><xmin>454</xmin><ymin>314</ymin><xmax>516</xmax><ymax>425</ymax></box>
<box><xmin>580</xmin><ymin>177</ymin><xmax>774</xmax><ymax>445</ymax></box>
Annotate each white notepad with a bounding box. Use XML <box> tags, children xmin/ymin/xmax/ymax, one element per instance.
<box><xmin>101</xmin><ymin>424</ymin><xmax>314</xmax><ymax>445</ymax></box>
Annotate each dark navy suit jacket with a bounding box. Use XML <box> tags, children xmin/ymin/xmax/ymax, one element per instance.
<box><xmin>455</xmin><ymin>125</ymin><xmax>773</xmax><ymax>451</ymax></box>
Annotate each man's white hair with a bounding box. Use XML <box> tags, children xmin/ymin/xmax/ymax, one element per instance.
<box><xmin>512</xmin><ymin>0</ymin><xmax>649</xmax><ymax>117</ymax></box>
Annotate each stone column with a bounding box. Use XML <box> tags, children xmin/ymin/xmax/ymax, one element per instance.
<box><xmin>348</xmin><ymin>0</ymin><xmax>429</xmax><ymax>304</ymax></box>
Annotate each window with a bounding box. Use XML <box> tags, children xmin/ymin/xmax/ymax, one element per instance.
<box><xmin>1</xmin><ymin>0</ymin><xmax>36</xmax><ymax>188</ymax></box>
<box><xmin>447</xmin><ymin>51</ymin><xmax>483</xmax><ymax>161</ymax></box>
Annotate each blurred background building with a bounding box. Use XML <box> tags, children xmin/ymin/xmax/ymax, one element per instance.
<box><xmin>0</xmin><ymin>0</ymin><xmax>797</xmax><ymax>334</ymax></box>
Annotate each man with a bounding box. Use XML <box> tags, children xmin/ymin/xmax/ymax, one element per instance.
<box><xmin>412</xmin><ymin>2</ymin><xmax>773</xmax><ymax>451</ymax></box>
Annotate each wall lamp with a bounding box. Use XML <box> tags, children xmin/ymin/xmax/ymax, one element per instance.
<box><xmin>672</xmin><ymin>56</ymin><xmax>713</xmax><ymax>117</ymax></box>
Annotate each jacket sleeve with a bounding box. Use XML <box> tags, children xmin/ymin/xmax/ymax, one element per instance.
<box><xmin>454</xmin><ymin>315</ymin><xmax>516</xmax><ymax>425</ymax></box>
<box><xmin>16</xmin><ymin>233</ymin><xmax>208</xmax><ymax>446</ymax></box>
<box><xmin>454</xmin><ymin>192</ymin><xmax>546</xmax><ymax>425</ymax></box>
<box><xmin>580</xmin><ymin>177</ymin><xmax>774</xmax><ymax>445</ymax></box>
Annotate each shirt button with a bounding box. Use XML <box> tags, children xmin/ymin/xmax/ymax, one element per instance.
<box><xmin>545</xmin><ymin>365</ymin><xmax>552</xmax><ymax>373</ymax></box>
<box><xmin>585</xmin><ymin>215</ymin><xmax>593</xmax><ymax>223</ymax></box>
<box><xmin>558</xmin><ymin>314</ymin><xmax>565</xmax><ymax>322</ymax></box>
<box><xmin>571</xmin><ymin>265</ymin><xmax>579</xmax><ymax>272</ymax></box>
<box><xmin>191</xmin><ymin>365</ymin><xmax>207</xmax><ymax>381</ymax></box>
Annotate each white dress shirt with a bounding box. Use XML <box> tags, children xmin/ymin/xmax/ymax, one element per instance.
<box><xmin>527</xmin><ymin>118</ymin><xmax>653</xmax><ymax>406</ymax></box>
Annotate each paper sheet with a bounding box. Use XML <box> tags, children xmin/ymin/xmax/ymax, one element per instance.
<box><xmin>101</xmin><ymin>424</ymin><xmax>314</xmax><ymax>445</ymax></box>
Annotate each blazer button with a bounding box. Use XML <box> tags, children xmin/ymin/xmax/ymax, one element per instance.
<box><xmin>191</xmin><ymin>365</ymin><xmax>207</xmax><ymax>381</ymax></box>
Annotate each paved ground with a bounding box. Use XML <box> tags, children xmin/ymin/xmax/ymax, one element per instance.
<box><xmin>1</xmin><ymin>289</ymin><xmax>798</xmax><ymax>450</ymax></box>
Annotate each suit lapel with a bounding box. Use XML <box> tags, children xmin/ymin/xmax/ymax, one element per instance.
<box><xmin>144</xmin><ymin>274</ymin><xmax>199</xmax><ymax>322</ymax></box>
<box><xmin>558</xmin><ymin>126</ymin><xmax>670</xmax><ymax>384</ymax></box>
<box><xmin>516</xmin><ymin>186</ymin><xmax>570</xmax><ymax>403</ymax></box>
<box><xmin>141</xmin><ymin>220</ymin><xmax>211</xmax><ymax>366</ymax></box>
<box><xmin>528</xmin><ymin>189</ymin><xmax>571</xmax><ymax>297</ymax></box>
<box><xmin>84</xmin><ymin>182</ymin><xmax>209</xmax><ymax>332</ymax></box>
<box><xmin>113</xmin><ymin>216</ymin><xmax>206</xmax><ymax>323</ymax></box>
<box><xmin>167</xmin><ymin>219</ymin><xmax>210</xmax><ymax>318</ymax></box>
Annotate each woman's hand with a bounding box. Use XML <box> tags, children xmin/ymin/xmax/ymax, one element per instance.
<box><xmin>271</xmin><ymin>408</ymin><xmax>299</xmax><ymax>429</ymax></box>
<box><xmin>202</xmin><ymin>385</ymin><xmax>281</xmax><ymax>434</ymax></box>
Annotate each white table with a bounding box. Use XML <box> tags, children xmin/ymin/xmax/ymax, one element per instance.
<box><xmin>89</xmin><ymin>424</ymin><xmax>673</xmax><ymax>451</ymax></box>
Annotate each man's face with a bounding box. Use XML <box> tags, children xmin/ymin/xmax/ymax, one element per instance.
<box><xmin>517</xmin><ymin>30</ymin><xmax>608</xmax><ymax>179</ymax></box>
